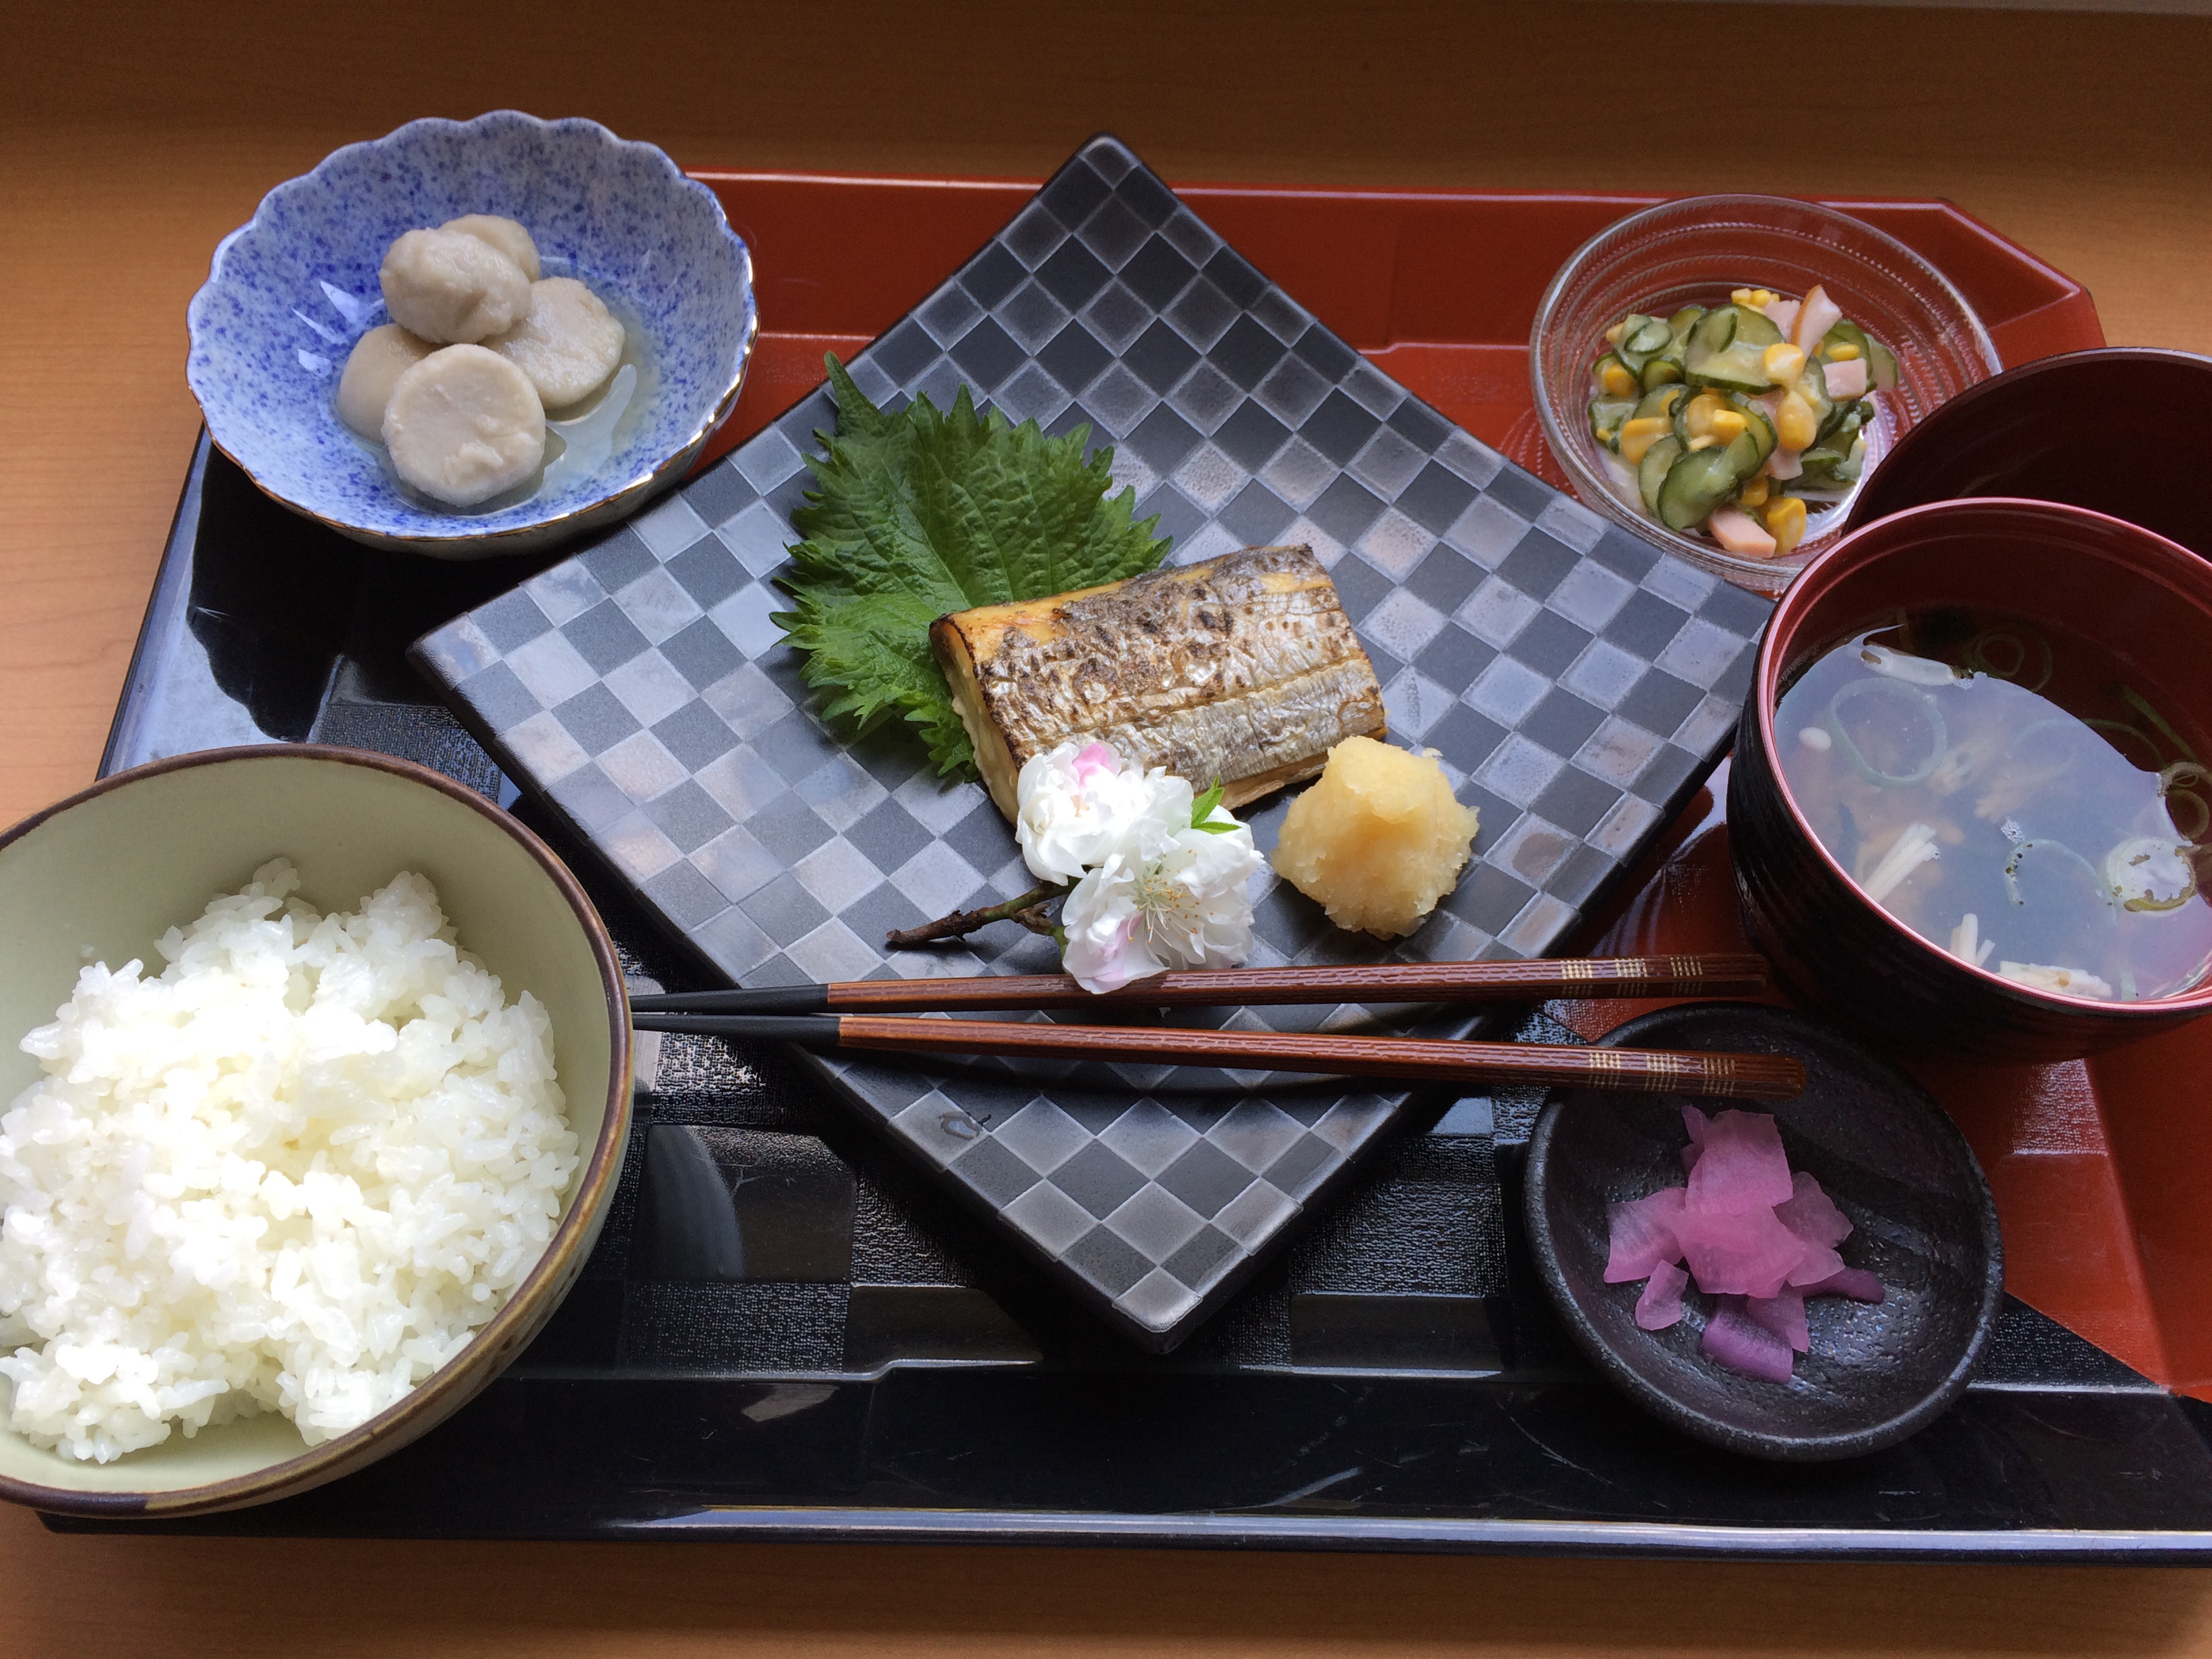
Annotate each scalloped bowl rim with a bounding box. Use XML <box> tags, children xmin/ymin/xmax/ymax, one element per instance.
<box><xmin>184</xmin><ymin>110</ymin><xmax>756</xmax><ymax>554</ymax></box>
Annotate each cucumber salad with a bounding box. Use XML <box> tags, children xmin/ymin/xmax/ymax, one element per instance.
<box><xmin>1587</xmin><ymin>285</ymin><xmax>1899</xmax><ymax>559</ymax></box>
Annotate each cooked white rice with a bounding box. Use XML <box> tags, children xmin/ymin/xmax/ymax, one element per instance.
<box><xmin>0</xmin><ymin>859</ymin><xmax>578</xmax><ymax>1462</ymax></box>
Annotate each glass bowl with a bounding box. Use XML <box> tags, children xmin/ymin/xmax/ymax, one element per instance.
<box><xmin>1530</xmin><ymin>195</ymin><xmax>1999</xmax><ymax>598</ymax></box>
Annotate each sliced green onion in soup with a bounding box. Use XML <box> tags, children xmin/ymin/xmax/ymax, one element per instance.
<box><xmin>2003</xmin><ymin>838</ymin><xmax>2120</xmax><ymax>924</ymax></box>
<box><xmin>1827</xmin><ymin>677</ymin><xmax>1948</xmax><ymax>787</ymax></box>
<box><xmin>1963</xmin><ymin>627</ymin><xmax>2053</xmax><ymax>693</ymax></box>
<box><xmin>2104</xmin><ymin>834</ymin><xmax>2198</xmax><ymax>914</ymax></box>
<box><xmin>2162</xmin><ymin>762</ymin><xmax>2211</xmax><ymax>844</ymax></box>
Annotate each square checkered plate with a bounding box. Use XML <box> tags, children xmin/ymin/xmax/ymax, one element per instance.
<box><xmin>414</xmin><ymin>135</ymin><xmax>1768</xmax><ymax>1351</ymax></box>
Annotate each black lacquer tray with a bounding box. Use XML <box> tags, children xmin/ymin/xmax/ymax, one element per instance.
<box><xmin>45</xmin><ymin>435</ymin><xmax>2212</xmax><ymax>1557</ymax></box>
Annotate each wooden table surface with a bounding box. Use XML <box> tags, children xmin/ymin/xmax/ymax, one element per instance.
<box><xmin>7</xmin><ymin>1</ymin><xmax>2212</xmax><ymax>1650</ymax></box>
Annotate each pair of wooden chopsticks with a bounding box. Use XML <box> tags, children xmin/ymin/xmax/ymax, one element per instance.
<box><xmin>628</xmin><ymin>953</ymin><xmax>1800</xmax><ymax>1100</ymax></box>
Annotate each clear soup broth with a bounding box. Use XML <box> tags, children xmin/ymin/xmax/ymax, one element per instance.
<box><xmin>1776</xmin><ymin>609</ymin><xmax>2212</xmax><ymax>1002</ymax></box>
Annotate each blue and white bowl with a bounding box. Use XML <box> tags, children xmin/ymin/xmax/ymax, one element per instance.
<box><xmin>186</xmin><ymin>111</ymin><xmax>757</xmax><ymax>558</ymax></box>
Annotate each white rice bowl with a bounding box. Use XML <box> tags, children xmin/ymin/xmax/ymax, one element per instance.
<box><xmin>0</xmin><ymin>858</ymin><xmax>578</xmax><ymax>1462</ymax></box>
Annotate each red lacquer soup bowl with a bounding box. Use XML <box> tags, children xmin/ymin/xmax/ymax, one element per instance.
<box><xmin>1729</xmin><ymin>497</ymin><xmax>2212</xmax><ymax>1061</ymax></box>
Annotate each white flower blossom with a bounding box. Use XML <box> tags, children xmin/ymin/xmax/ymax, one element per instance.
<box><xmin>1015</xmin><ymin>741</ymin><xmax>1153</xmax><ymax>883</ymax></box>
<box><xmin>1056</xmin><ymin>771</ymin><xmax>1265</xmax><ymax>994</ymax></box>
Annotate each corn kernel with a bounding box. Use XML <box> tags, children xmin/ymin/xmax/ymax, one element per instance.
<box><xmin>1683</xmin><ymin>392</ymin><xmax>1726</xmax><ymax>438</ymax></box>
<box><xmin>1825</xmin><ymin>341</ymin><xmax>1861</xmax><ymax>361</ymax></box>
<box><xmin>1777</xmin><ymin>390</ymin><xmax>1818</xmax><ymax>451</ymax></box>
<box><xmin>1764</xmin><ymin>495</ymin><xmax>1808</xmax><ymax>557</ymax></box>
<box><xmin>1605</xmin><ymin>323</ymin><xmax>1626</xmax><ymax>346</ymax></box>
<box><xmin>1709</xmin><ymin>409</ymin><xmax>1748</xmax><ymax>443</ymax></box>
<box><xmin>1762</xmin><ymin>344</ymin><xmax>1806</xmax><ymax>386</ymax></box>
<box><xmin>1687</xmin><ymin>434</ymin><xmax>1721</xmax><ymax>452</ymax></box>
<box><xmin>1752</xmin><ymin>289</ymin><xmax>1777</xmax><ymax>308</ymax></box>
<box><xmin>1738</xmin><ymin>474</ymin><xmax>1770</xmax><ymax>508</ymax></box>
<box><xmin>1601</xmin><ymin>361</ymin><xmax>1637</xmax><ymax>397</ymax></box>
<box><xmin>1619</xmin><ymin>416</ymin><xmax>1671</xmax><ymax>466</ymax></box>
<box><xmin>1731</xmin><ymin>288</ymin><xmax>1754</xmax><ymax>305</ymax></box>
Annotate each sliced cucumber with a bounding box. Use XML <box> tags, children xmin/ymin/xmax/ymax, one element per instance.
<box><xmin>1727</xmin><ymin>306</ymin><xmax>1785</xmax><ymax>349</ymax></box>
<box><xmin>1589</xmin><ymin>396</ymin><xmax>1639</xmax><ymax>447</ymax></box>
<box><xmin>1686</xmin><ymin>343</ymin><xmax>1771</xmax><ymax>393</ymax></box>
<box><xmin>1685</xmin><ymin>305</ymin><xmax>1779</xmax><ymax>392</ymax></box>
<box><xmin>1667</xmin><ymin>304</ymin><xmax>1706</xmax><ymax>337</ymax></box>
<box><xmin>1616</xmin><ymin>314</ymin><xmax>1672</xmax><ymax>373</ymax></box>
<box><xmin>1820</xmin><ymin>319</ymin><xmax>1871</xmax><ymax>363</ymax></box>
<box><xmin>1633</xmin><ymin>384</ymin><xmax>1687</xmax><ymax>422</ymax></box>
<box><xmin>1795</xmin><ymin>357</ymin><xmax>1834</xmax><ymax>434</ymax></box>
<box><xmin>1639</xmin><ymin>356</ymin><xmax>1684</xmax><ymax>391</ymax></box>
<box><xmin>1656</xmin><ymin>444</ymin><xmax>1744</xmax><ymax>531</ymax></box>
<box><xmin>1869</xmin><ymin>340</ymin><xmax>1900</xmax><ymax>393</ymax></box>
<box><xmin>1638</xmin><ymin>434</ymin><xmax>1684</xmax><ymax>518</ymax></box>
<box><xmin>1688</xmin><ymin>306</ymin><xmax>1739</xmax><ymax>359</ymax></box>
<box><xmin>1728</xmin><ymin>392</ymin><xmax>1778</xmax><ymax>462</ymax></box>
<box><xmin>1797</xmin><ymin>428</ymin><xmax>1868</xmax><ymax>488</ymax></box>
<box><xmin>1816</xmin><ymin>394</ymin><xmax>1868</xmax><ymax>446</ymax></box>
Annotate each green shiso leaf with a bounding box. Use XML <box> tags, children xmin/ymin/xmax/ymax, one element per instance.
<box><xmin>772</xmin><ymin>355</ymin><xmax>1170</xmax><ymax>778</ymax></box>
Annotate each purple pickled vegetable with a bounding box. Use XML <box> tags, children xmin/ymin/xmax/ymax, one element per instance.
<box><xmin>1800</xmin><ymin>1265</ymin><xmax>1885</xmax><ymax>1303</ymax></box>
<box><xmin>1685</xmin><ymin>1110</ymin><xmax>1794</xmax><ymax>1216</ymax></box>
<box><xmin>1675</xmin><ymin>1202</ymin><xmax>1806</xmax><ymax>1297</ymax></box>
<box><xmin>1746</xmin><ymin>1288</ymin><xmax>1810</xmax><ymax>1353</ymax></box>
<box><xmin>1786</xmin><ymin>1242</ymin><xmax>1847</xmax><ymax>1288</ymax></box>
<box><xmin>1776</xmin><ymin>1170</ymin><xmax>1853</xmax><ymax>1249</ymax></box>
<box><xmin>1605</xmin><ymin>1187</ymin><xmax>1687</xmax><ymax>1283</ymax></box>
<box><xmin>1635</xmin><ymin>1260</ymin><xmax>1689</xmax><ymax>1331</ymax></box>
<box><xmin>1701</xmin><ymin>1296</ymin><xmax>1797</xmax><ymax>1382</ymax></box>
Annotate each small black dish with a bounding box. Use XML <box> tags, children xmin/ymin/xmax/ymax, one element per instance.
<box><xmin>1523</xmin><ymin>1002</ymin><xmax>2003</xmax><ymax>1462</ymax></box>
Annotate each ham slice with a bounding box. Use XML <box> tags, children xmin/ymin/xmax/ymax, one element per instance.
<box><xmin>1708</xmin><ymin>508</ymin><xmax>1776</xmax><ymax>558</ymax></box>
<box><xmin>1823</xmin><ymin>356</ymin><xmax>1870</xmax><ymax>399</ymax></box>
<box><xmin>1792</xmin><ymin>284</ymin><xmax>1845</xmax><ymax>357</ymax></box>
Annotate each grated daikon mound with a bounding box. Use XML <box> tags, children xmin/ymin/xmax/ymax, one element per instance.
<box><xmin>0</xmin><ymin>859</ymin><xmax>577</xmax><ymax>1463</ymax></box>
<box><xmin>1271</xmin><ymin>737</ymin><xmax>1481</xmax><ymax>938</ymax></box>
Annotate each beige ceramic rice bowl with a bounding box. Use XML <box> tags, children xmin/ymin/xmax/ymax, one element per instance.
<box><xmin>0</xmin><ymin>745</ymin><xmax>630</xmax><ymax>1515</ymax></box>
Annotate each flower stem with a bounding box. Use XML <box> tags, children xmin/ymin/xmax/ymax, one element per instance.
<box><xmin>886</xmin><ymin>882</ymin><xmax>1067</xmax><ymax>949</ymax></box>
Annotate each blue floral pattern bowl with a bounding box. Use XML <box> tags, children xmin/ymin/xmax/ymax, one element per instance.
<box><xmin>186</xmin><ymin>112</ymin><xmax>756</xmax><ymax>558</ymax></box>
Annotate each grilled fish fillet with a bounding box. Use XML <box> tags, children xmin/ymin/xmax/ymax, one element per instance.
<box><xmin>932</xmin><ymin>544</ymin><xmax>1387</xmax><ymax>821</ymax></box>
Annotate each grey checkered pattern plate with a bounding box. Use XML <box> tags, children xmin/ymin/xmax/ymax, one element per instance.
<box><xmin>414</xmin><ymin>135</ymin><xmax>1768</xmax><ymax>1351</ymax></box>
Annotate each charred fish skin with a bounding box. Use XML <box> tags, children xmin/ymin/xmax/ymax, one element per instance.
<box><xmin>932</xmin><ymin>544</ymin><xmax>1387</xmax><ymax>821</ymax></box>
